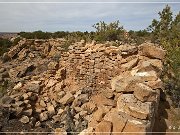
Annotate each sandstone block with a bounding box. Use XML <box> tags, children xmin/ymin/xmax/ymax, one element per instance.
<box><xmin>59</xmin><ymin>92</ymin><xmax>75</xmax><ymax>105</ymax></box>
<box><xmin>95</xmin><ymin>120</ymin><xmax>112</xmax><ymax>135</ymax></box>
<box><xmin>121</xmin><ymin>58</ymin><xmax>139</xmax><ymax>70</ymax></box>
<box><xmin>129</xmin><ymin>83</ymin><xmax>158</xmax><ymax>102</ymax></box>
<box><xmin>139</xmin><ymin>43</ymin><xmax>165</xmax><ymax>60</ymax></box>
<box><xmin>20</xmin><ymin>116</ymin><xmax>29</xmax><ymax>124</ymax></box>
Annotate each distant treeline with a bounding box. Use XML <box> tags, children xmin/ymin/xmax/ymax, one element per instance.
<box><xmin>18</xmin><ymin>29</ymin><xmax>151</xmax><ymax>45</ymax></box>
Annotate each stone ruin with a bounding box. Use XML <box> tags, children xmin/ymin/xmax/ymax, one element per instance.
<box><xmin>0</xmin><ymin>38</ymin><xmax>166</xmax><ymax>134</ymax></box>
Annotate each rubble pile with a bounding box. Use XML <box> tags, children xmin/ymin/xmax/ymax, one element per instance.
<box><xmin>0</xmin><ymin>38</ymin><xmax>165</xmax><ymax>134</ymax></box>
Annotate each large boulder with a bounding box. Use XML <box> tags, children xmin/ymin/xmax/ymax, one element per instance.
<box><xmin>139</xmin><ymin>43</ymin><xmax>166</xmax><ymax>60</ymax></box>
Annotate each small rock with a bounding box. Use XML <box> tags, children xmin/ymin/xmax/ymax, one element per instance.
<box><xmin>46</xmin><ymin>79</ymin><xmax>58</xmax><ymax>88</ymax></box>
<box><xmin>20</xmin><ymin>116</ymin><xmax>29</xmax><ymax>124</ymax></box>
<box><xmin>39</xmin><ymin>111</ymin><xmax>48</xmax><ymax>122</ymax></box>
<box><xmin>35</xmin><ymin>121</ymin><xmax>41</xmax><ymax>127</ymax></box>
<box><xmin>91</xmin><ymin>94</ymin><xmax>116</xmax><ymax>107</ymax></box>
<box><xmin>0</xmin><ymin>68</ymin><xmax>5</xmax><ymax>73</ymax></box>
<box><xmin>57</xmin><ymin>91</ymin><xmax>66</xmax><ymax>99</ymax></box>
<box><xmin>40</xmin><ymin>100</ymin><xmax>46</xmax><ymax>107</ymax></box>
<box><xmin>23</xmin><ymin>109</ymin><xmax>32</xmax><ymax>116</ymax></box>
<box><xmin>55</xmin><ymin>128</ymin><xmax>67</xmax><ymax>135</ymax></box>
<box><xmin>47</xmin><ymin>105</ymin><xmax>55</xmax><ymax>116</ymax></box>
<box><xmin>58</xmin><ymin>92</ymin><xmax>75</xmax><ymax>105</ymax></box>
<box><xmin>121</xmin><ymin>58</ymin><xmax>139</xmax><ymax>70</ymax></box>
<box><xmin>52</xmin><ymin>115</ymin><xmax>61</xmax><ymax>123</ymax></box>
<box><xmin>78</xmin><ymin>127</ymin><xmax>94</xmax><ymax>135</ymax></box>
<box><xmin>25</xmin><ymin>82</ymin><xmax>40</xmax><ymax>93</ymax></box>
<box><xmin>81</xmin><ymin>102</ymin><xmax>97</xmax><ymax>114</ymax></box>
<box><xmin>57</xmin><ymin>109</ymin><xmax>64</xmax><ymax>115</ymax></box>
<box><xmin>22</xmin><ymin>93</ymin><xmax>29</xmax><ymax>100</ymax></box>
<box><xmin>48</xmin><ymin>61</ymin><xmax>58</xmax><ymax>70</ymax></box>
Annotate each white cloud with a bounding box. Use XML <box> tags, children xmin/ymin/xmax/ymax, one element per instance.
<box><xmin>0</xmin><ymin>0</ymin><xmax>179</xmax><ymax>32</ymax></box>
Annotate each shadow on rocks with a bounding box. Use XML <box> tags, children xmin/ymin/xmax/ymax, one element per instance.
<box><xmin>152</xmin><ymin>89</ymin><xmax>170</xmax><ymax>134</ymax></box>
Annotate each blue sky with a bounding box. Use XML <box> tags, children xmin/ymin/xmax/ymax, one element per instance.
<box><xmin>0</xmin><ymin>0</ymin><xmax>179</xmax><ymax>32</ymax></box>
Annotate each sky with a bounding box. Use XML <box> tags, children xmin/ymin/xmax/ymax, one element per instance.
<box><xmin>0</xmin><ymin>0</ymin><xmax>179</xmax><ymax>32</ymax></box>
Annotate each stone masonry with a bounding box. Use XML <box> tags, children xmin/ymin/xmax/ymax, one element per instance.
<box><xmin>0</xmin><ymin>38</ymin><xmax>165</xmax><ymax>134</ymax></box>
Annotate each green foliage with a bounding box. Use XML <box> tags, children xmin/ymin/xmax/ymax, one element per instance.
<box><xmin>129</xmin><ymin>30</ymin><xmax>151</xmax><ymax>45</ymax></box>
<box><xmin>19</xmin><ymin>31</ymin><xmax>52</xmax><ymax>39</ymax></box>
<box><xmin>52</xmin><ymin>31</ymin><xmax>69</xmax><ymax>38</ymax></box>
<box><xmin>13</xmin><ymin>37</ymin><xmax>21</xmax><ymax>45</ymax></box>
<box><xmin>0</xmin><ymin>38</ymin><xmax>12</xmax><ymax>56</ymax></box>
<box><xmin>61</xmin><ymin>41</ymin><xmax>72</xmax><ymax>52</ymax></box>
<box><xmin>0</xmin><ymin>81</ymin><xmax>9</xmax><ymax>97</ymax></box>
<box><xmin>92</xmin><ymin>21</ymin><xmax>124</xmax><ymax>42</ymax></box>
<box><xmin>149</xmin><ymin>5</ymin><xmax>180</xmax><ymax>105</ymax></box>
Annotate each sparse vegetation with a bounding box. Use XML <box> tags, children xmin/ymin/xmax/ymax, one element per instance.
<box><xmin>149</xmin><ymin>5</ymin><xmax>180</xmax><ymax>106</ymax></box>
<box><xmin>92</xmin><ymin>20</ymin><xmax>125</xmax><ymax>43</ymax></box>
<box><xmin>0</xmin><ymin>38</ymin><xmax>12</xmax><ymax>56</ymax></box>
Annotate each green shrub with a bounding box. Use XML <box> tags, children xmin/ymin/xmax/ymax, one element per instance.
<box><xmin>149</xmin><ymin>5</ymin><xmax>180</xmax><ymax>106</ymax></box>
<box><xmin>92</xmin><ymin>21</ymin><xmax>124</xmax><ymax>43</ymax></box>
<box><xmin>61</xmin><ymin>41</ymin><xmax>72</xmax><ymax>52</ymax></box>
<box><xmin>0</xmin><ymin>38</ymin><xmax>12</xmax><ymax>56</ymax></box>
<box><xmin>13</xmin><ymin>37</ymin><xmax>21</xmax><ymax>45</ymax></box>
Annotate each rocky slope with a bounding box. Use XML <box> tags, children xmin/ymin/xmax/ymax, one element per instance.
<box><xmin>0</xmin><ymin>38</ymin><xmax>166</xmax><ymax>134</ymax></box>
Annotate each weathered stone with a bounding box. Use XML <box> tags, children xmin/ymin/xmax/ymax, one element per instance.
<box><xmin>119</xmin><ymin>45</ymin><xmax>138</xmax><ymax>56</ymax></box>
<box><xmin>81</xmin><ymin>102</ymin><xmax>97</xmax><ymax>114</ymax></box>
<box><xmin>15</xmin><ymin>107</ymin><xmax>23</xmax><ymax>116</ymax></box>
<box><xmin>46</xmin><ymin>79</ymin><xmax>58</xmax><ymax>88</ymax></box>
<box><xmin>131</xmin><ymin>83</ymin><xmax>158</xmax><ymax>102</ymax></box>
<box><xmin>35</xmin><ymin>121</ymin><xmax>41</xmax><ymax>127</ymax></box>
<box><xmin>91</xmin><ymin>94</ymin><xmax>116</xmax><ymax>107</ymax></box>
<box><xmin>48</xmin><ymin>61</ymin><xmax>58</xmax><ymax>70</ymax></box>
<box><xmin>117</xmin><ymin>94</ymin><xmax>153</xmax><ymax>120</ymax></box>
<box><xmin>92</xmin><ymin>106</ymin><xmax>107</xmax><ymax>122</ymax></box>
<box><xmin>8</xmin><ymin>69</ymin><xmax>19</xmax><ymax>80</ymax></box>
<box><xmin>55</xmin><ymin>67</ymin><xmax>66</xmax><ymax>79</ymax></box>
<box><xmin>54</xmin><ymin>82</ymin><xmax>64</xmax><ymax>91</ymax></box>
<box><xmin>20</xmin><ymin>116</ymin><xmax>29</xmax><ymax>124</ymax></box>
<box><xmin>18</xmin><ymin>48</ymin><xmax>28</xmax><ymax>60</ymax></box>
<box><xmin>47</xmin><ymin>105</ymin><xmax>55</xmax><ymax>116</ymax></box>
<box><xmin>139</xmin><ymin>43</ymin><xmax>166</xmax><ymax>60</ymax></box>
<box><xmin>104</xmin><ymin>109</ymin><xmax>127</xmax><ymax>133</ymax></box>
<box><xmin>0</xmin><ymin>68</ymin><xmax>5</xmax><ymax>73</ymax></box>
<box><xmin>25</xmin><ymin>82</ymin><xmax>40</xmax><ymax>93</ymax></box>
<box><xmin>123</xmin><ymin>119</ymin><xmax>151</xmax><ymax>134</ymax></box>
<box><xmin>39</xmin><ymin>111</ymin><xmax>48</xmax><ymax>121</ymax></box>
<box><xmin>78</xmin><ymin>127</ymin><xmax>94</xmax><ymax>135</ymax></box>
<box><xmin>57</xmin><ymin>109</ymin><xmax>64</xmax><ymax>115</ymax></box>
<box><xmin>57</xmin><ymin>91</ymin><xmax>66</xmax><ymax>99</ymax></box>
<box><xmin>117</xmin><ymin>94</ymin><xmax>137</xmax><ymax>113</ymax></box>
<box><xmin>23</xmin><ymin>109</ymin><xmax>32</xmax><ymax>116</ymax></box>
<box><xmin>22</xmin><ymin>93</ymin><xmax>29</xmax><ymax>100</ymax></box>
<box><xmin>95</xmin><ymin>120</ymin><xmax>112</xmax><ymax>135</ymax></box>
<box><xmin>55</xmin><ymin>128</ymin><xmax>67</xmax><ymax>135</ymax></box>
<box><xmin>121</xmin><ymin>58</ymin><xmax>139</xmax><ymax>70</ymax></box>
<box><xmin>111</xmin><ymin>74</ymin><xmax>140</xmax><ymax>92</ymax></box>
<box><xmin>52</xmin><ymin>115</ymin><xmax>61</xmax><ymax>123</ymax></box>
<box><xmin>58</xmin><ymin>92</ymin><xmax>75</xmax><ymax>105</ymax></box>
<box><xmin>72</xmin><ymin>94</ymin><xmax>89</xmax><ymax>107</ymax></box>
<box><xmin>1</xmin><ymin>96</ymin><xmax>14</xmax><ymax>105</ymax></box>
<box><xmin>144</xmin><ymin>79</ymin><xmax>163</xmax><ymax>89</ymax></box>
<box><xmin>131</xmin><ymin>70</ymin><xmax>158</xmax><ymax>82</ymax></box>
<box><xmin>7</xmin><ymin>42</ymin><xmax>25</xmax><ymax>59</ymax></box>
<box><xmin>40</xmin><ymin>100</ymin><xmax>46</xmax><ymax>107</ymax></box>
